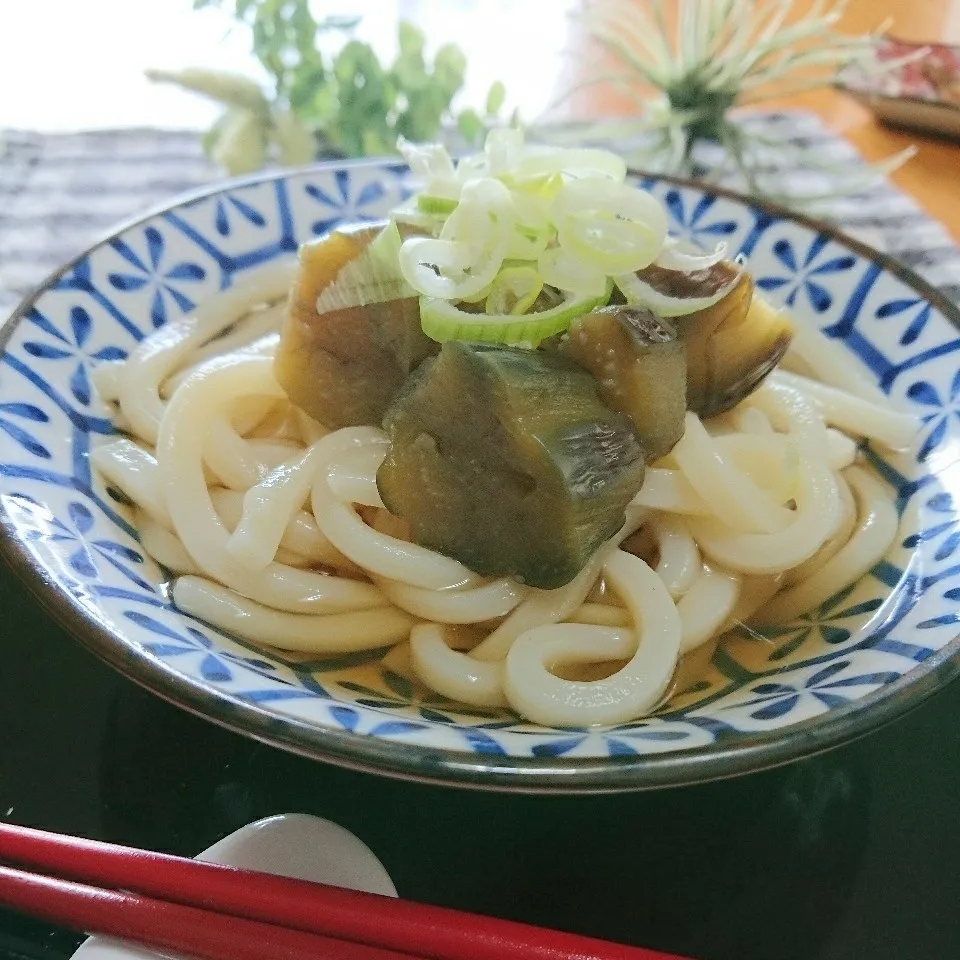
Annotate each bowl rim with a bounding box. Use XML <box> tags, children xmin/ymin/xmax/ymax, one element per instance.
<box><xmin>1</xmin><ymin>158</ymin><xmax>958</xmax><ymax>794</ymax></box>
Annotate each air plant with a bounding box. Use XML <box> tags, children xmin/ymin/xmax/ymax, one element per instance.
<box><xmin>560</xmin><ymin>0</ymin><xmax>917</xmax><ymax>204</ymax></box>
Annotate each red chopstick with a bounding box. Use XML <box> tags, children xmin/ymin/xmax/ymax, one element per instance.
<box><xmin>0</xmin><ymin>822</ymin><xmax>694</xmax><ymax>960</ymax></box>
<box><xmin>0</xmin><ymin>862</ymin><xmax>416</xmax><ymax>960</ymax></box>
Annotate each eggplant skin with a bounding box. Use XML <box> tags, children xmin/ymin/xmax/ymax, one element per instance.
<box><xmin>377</xmin><ymin>341</ymin><xmax>646</xmax><ymax>589</ymax></box>
<box><xmin>676</xmin><ymin>274</ymin><xmax>794</xmax><ymax>417</ymax></box>
<box><xmin>275</xmin><ymin>221</ymin><xmax>436</xmax><ymax>430</ymax></box>
<box><xmin>632</xmin><ymin>260</ymin><xmax>795</xmax><ymax>418</ymax></box>
<box><xmin>637</xmin><ymin>260</ymin><xmax>740</xmax><ymax>299</ymax></box>
<box><xmin>559</xmin><ymin>305</ymin><xmax>687</xmax><ymax>462</ymax></box>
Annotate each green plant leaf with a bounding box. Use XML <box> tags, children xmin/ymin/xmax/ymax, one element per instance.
<box><xmin>434</xmin><ymin>42</ymin><xmax>466</xmax><ymax>76</ymax></box>
<box><xmin>290</xmin><ymin>0</ymin><xmax>318</xmax><ymax>56</ymax></box>
<box><xmin>334</xmin><ymin>39</ymin><xmax>383</xmax><ymax>83</ymax></box>
<box><xmin>318</xmin><ymin>14</ymin><xmax>361</xmax><ymax>31</ymax></box>
<box><xmin>393</xmin><ymin>53</ymin><xmax>429</xmax><ymax>93</ymax></box>
<box><xmin>398</xmin><ymin>20</ymin><xmax>425</xmax><ymax>56</ymax></box>
<box><xmin>287</xmin><ymin>63</ymin><xmax>326</xmax><ymax>111</ymax></box>
<box><xmin>433</xmin><ymin>42</ymin><xmax>466</xmax><ymax>94</ymax></box>
<box><xmin>457</xmin><ymin>107</ymin><xmax>485</xmax><ymax>144</ymax></box>
<box><xmin>485</xmin><ymin>79</ymin><xmax>506</xmax><ymax>115</ymax></box>
<box><xmin>362</xmin><ymin>128</ymin><xmax>393</xmax><ymax>156</ymax></box>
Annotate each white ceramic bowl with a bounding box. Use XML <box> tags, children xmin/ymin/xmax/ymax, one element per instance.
<box><xmin>2</xmin><ymin>162</ymin><xmax>958</xmax><ymax>791</ymax></box>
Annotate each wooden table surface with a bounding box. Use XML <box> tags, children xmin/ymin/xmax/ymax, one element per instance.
<box><xmin>569</xmin><ymin>0</ymin><xmax>960</xmax><ymax>243</ymax></box>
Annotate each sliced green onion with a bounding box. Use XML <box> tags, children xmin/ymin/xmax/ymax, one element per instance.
<box><xmin>484</xmin><ymin>127</ymin><xmax>525</xmax><ymax>175</ymax></box>
<box><xmin>561</xmin><ymin>212</ymin><xmax>661</xmax><ymax>274</ymax></box>
<box><xmin>505</xmin><ymin>191</ymin><xmax>552</xmax><ymax>258</ymax></box>
<box><xmin>553</xmin><ymin>177</ymin><xmax>667</xmax><ymax>274</ymax></box>
<box><xmin>399</xmin><ymin>236</ymin><xmax>504</xmax><ymax>300</ymax></box>
<box><xmin>420</xmin><ymin>281</ymin><xmax>612</xmax><ymax>346</ymax></box>
<box><xmin>393</xmin><ymin>130</ymin><xmax>681</xmax><ymax>327</ymax></box>
<box><xmin>399</xmin><ymin>178</ymin><xmax>515</xmax><ymax>299</ymax></box>
<box><xmin>397</xmin><ymin>136</ymin><xmax>459</xmax><ymax>198</ymax></box>
<box><xmin>504</xmin><ymin>171</ymin><xmax>565</xmax><ymax>201</ymax></box>
<box><xmin>316</xmin><ymin>222</ymin><xmax>413</xmax><ymax>313</ymax></box>
<box><xmin>512</xmin><ymin>148</ymin><xmax>627</xmax><ymax>184</ymax></box>
<box><xmin>537</xmin><ymin>246</ymin><xmax>609</xmax><ymax>298</ymax></box>
<box><xmin>417</xmin><ymin>194</ymin><xmax>459</xmax><ymax>215</ymax></box>
<box><xmin>485</xmin><ymin>266</ymin><xmax>543</xmax><ymax>315</ymax></box>
<box><xmin>439</xmin><ymin>177</ymin><xmax>515</xmax><ymax>253</ymax></box>
<box><xmin>390</xmin><ymin>201</ymin><xmax>445</xmax><ymax>235</ymax></box>
<box><xmin>655</xmin><ymin>237</ymin><xmax>729</xmax><ymax>272</ymax></box>
<box><xmin>506</xmin><ymin>223</ymin><xmax>551</xmax><ymax>259</ymax></box>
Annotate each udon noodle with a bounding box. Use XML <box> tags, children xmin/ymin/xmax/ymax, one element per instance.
<box><xmin>91</xmin><ymin>259</ymin><xmax>915</xmax><ymax>727</ymax></box>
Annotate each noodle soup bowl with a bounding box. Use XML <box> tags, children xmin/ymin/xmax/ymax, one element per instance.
<box><xmin>1</xmin><ymin>160</ymin><xmax>959</xmax><ymax>792</ymax></box>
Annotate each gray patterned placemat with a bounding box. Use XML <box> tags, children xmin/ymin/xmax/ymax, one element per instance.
<box><xmin>1</xmin><ymin>111</ymin><xmax>959</xmax><ymax>319</ymax></box>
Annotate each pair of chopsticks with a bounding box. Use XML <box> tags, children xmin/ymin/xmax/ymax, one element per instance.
<box><xmin>0</xmin><ymin>822</ymin><xmax>694</xmax><ymax>960</ymax></box>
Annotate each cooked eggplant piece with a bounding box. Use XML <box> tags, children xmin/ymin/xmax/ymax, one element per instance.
<box><xmin>636</xmin><ymin>259</ymin><xmax>741</xmax><ymax>300</ymax></box>
<box><xmin>275</xmin><ymin>221</ymin><xmax>437</xmax><ymax>429</ymax></box>
<box><xmin>628</xmin><ymin>260</ymin><xmax>794</xmax><ymax>417</ymax></box>
<box><xmin>559</xmin><ymin>305</ymin><xmax>686</xmax><ymax>461</ymax></box>
<box><xmin>676</xmin><ymin>274</ymin><xmax>793</xmax><ymax>417</ymax></box>
<box><xmin>377</xmin><ymin>341</ymin><xmax>646</xmax><ymax>589</ymax></box>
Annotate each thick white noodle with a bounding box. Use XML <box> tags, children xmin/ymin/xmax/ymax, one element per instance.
<box><xmin>91</xmin><ymin>360</ymin><xmax>124</xmax><ymax>403</ymax></box>
<box><xmin>826</xmin><ymin>428</ymin><xmax>858</xmax><ymax>470</ymax></box>
<box><xmin>631</xmin><ymin>467</ymin><xmax>710</xmax><ymax>515</ymax></box>
<box><xmin>213</xmin><ymin>493</ymin><xmax>359</xmax><ymax>578</ymax></box>
<box><xmin>230</xmin><ymin>395</ymin><xmax>281</xmax><ymax>437</ymax></box>
<box><xmin>634</xmin><ymin>435</ymin><xmax>798</xmax><ymax>518</ymax></box>
<box><xmin>161</xmin><ymin>304</ymin><xmax>284</xmax><ymax>398</ymax></box>
<box><xmin>377</xmin><ymin>576</ymin><xmax>525</xmax><ymax>624</ymax></box>
<box><xmin>158</xmin><ymin>354</ymin><xmax>385</xmax><ymax>613</ymax></box>
<box><xmin>135</xmin><ymin>509</ymin><xmax>199</xmax><ymax>574</ymax></box>
<box><xmin>711</xmin><ymin>433</ymin><xmax>800</xmax><ymax>506</ymax></box>
<box><xmin>410</xmin><ymin>624</ymin><xmax>508</xmax><ymax>707</ymax></box>
<box><xmin>687</xmin><ymin>451</ymin><xmax>840</xmax><ymax>575</ymax></box>
<box><xmin>248</xmin><ymin>402</ymin><xmax>303</xmax><ymax>442</ymax></box>
<box><xmin>503</xmin><ymin>550</ymin><xmax>681</xmax><ymax>726</ymax></box>
<box><xmin>173</xmin><ymin>576</ymin><xmax>414</xmax><ymax>652</ymax></box>
<box><xmin>650</xmin><ymin>515</ymin><xmax>701</xmax><ymax>598</ymax></box>
<box><xmin>676</xmin><ymin>564</ymin><xmax>740</xmax><ymax>653</ymax></box>
<box><xmin>568</xmin><ymin>603</ymin><xmax>631</xmax><ymax>627</ymax></box>
<box><xmin>731</xmin><ymin>406</ymin><xmax>774</xmax><ymax>434</ymax></box>
<box><xmin>311</xmin><ymin>432</ymin><xmax>480</xmax><ymax>591</ymax></box>
<box><xmin>780</xmin><ymin>472</ymin><xmax>857</xmax><ymax>587</ymax></box>
<box><xmin>326</xmin><ymin>445</ymin><xmax>388</xmax><ymax>508</ymax></box>
<box><xmin>748</xmin><ymin>378</ymin><xmax>831</xmax><ymax>462</ymax></box>
<box><xmin>771</xmin><ymin>370</ymin><xmax>917</xmax><ymax>451</ymax></box>
<box><xmin>91</xmin><ymin>439</ymin><xmax>171</xmax><ymax>529</ymax></box>
<box><xmin>223</xmin><ymin>446</ymin><xmax>327</xmax><ymax>571</ymax></box>
<box><xmin>786</xmin><ymin>317</ymin><xmax>894</xmax><ymax>407</ymax></box>
<box><xmin>757</xmin><ymin>466</ymin><xmax>898</xmax><ymax>623</ymax></box>
<box><xmin>470</xmin><ymin>506</ymin><xmax>646</xmax><ymax>662</ymax></box>
<box><xmin>204</xmin><ymin>416</ymin><xmax>301</xmax><ymax>491</ymax></box>
<box><xmin>672</xmin><ymin>413</ymin><xmax>792</xmax><ymax>534</ymax></box>
<box><xmin>117</xmin><ymin>262</ymin><xmax>296</xmax><ymax>443</ymax></box>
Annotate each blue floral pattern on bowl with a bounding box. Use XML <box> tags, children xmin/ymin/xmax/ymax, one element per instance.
<box><xmin>1</xmin><ymin>161</ymin><xmax>958</xmax><ymax>790</ymax></box>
